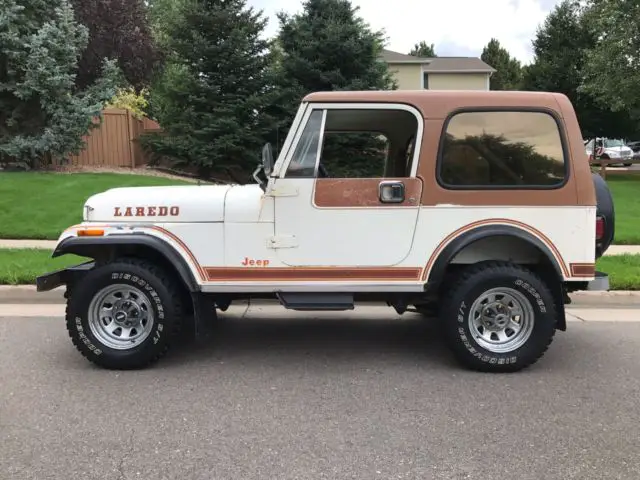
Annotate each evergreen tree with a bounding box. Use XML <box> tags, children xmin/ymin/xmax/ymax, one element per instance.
<box><xmin>410</xmin><ymin>41</ymin><xmax>437</xmax><ymax>57</ymax></box>
<box><xmin>480</xmin><ymin>38</ymin><xmax>522</xmax><ymax>90</ymax></box>
<box><xmin>275</xmin><ymin>0</ymin><xmax>396</xmax><ymax>120</ymax></box>
<box><xmin>274</xmin><ymin>0</ymin><xmax>396</xmax><ymax>176</ymax></box>
<box><xmin>0</xmin><ymin>0</ymin><xmax>119</xmax><ymax>166</ymax></box>
<box><xmin>140</xmin><ymin>0</ymin><xmax>279</xmax><ymax>179</ymax></box>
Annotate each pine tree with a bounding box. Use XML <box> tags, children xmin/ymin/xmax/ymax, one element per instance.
<box><xmin>0</xmin><ymin>0</ymin><xmax>119</xmax><ymax>166</ymax></box>
<box><xmin>273</xmin><ymin>0</ymin><xmax>396</xmax><ymax>176</ymax></box>
<box><xmin>410</xmin><ymin>41</ymin><xmax>437</xmax><ymax>57</ymax></box>
<box><xmin>480</xmin><ymin>38</ymin><xmax>522</xmax><ymax>90</ymax></box>
<box><xmin>275</xmin><ymin>0</ymin><xmax>395</xmax><ymax>119</ymax></box>
<box><xmin>140</xmin><ymin>0</ymin><xmax>279</xmax><ymax>180</ymax></box>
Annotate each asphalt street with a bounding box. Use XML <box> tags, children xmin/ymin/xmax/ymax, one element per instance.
<box><xmin>1</xmin><ymin>306</ymin><xmax>640</xmax><ymax>480</ymax></box>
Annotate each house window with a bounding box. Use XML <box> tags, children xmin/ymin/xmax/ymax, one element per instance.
<box><xmin>423</xmin><ymin>72</ymin><xmax>429</xmax><ymax>89</ymax></box>
<box><xmin>438</xmin><ymin>110</ymin><xmax>568</xmax><ymax>188</ymax></box>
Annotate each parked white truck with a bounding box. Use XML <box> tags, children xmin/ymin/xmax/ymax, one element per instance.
<box><xmin>37</xmin><ymin>90</ymin><xmax>615</xmax><ymax>373</ymax></box>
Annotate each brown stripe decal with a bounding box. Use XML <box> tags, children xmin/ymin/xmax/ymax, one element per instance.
<box><xmin>205</xmin><ymin>267</ymin><xmax>423</xmax><ymax>282</ymax></box>
<box><xmin>148</xmin><ymin>226</ymin><xmax>208</xmax><ymax>281</ymax></box>
<box><xmin>570</xmin><ymin>263</ymin><xmax>595</xmax><ymax>277</ymax></box>
<box><xmin>422</xmin><ymin>218</ymin><xmax>570</xmax><ymax>281</ymax></box>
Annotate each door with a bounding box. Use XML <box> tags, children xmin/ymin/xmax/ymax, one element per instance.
<box><xmin>270</xmin><ymin>103</ymin><xmax>424</xmax><ymax>267</ymax></box>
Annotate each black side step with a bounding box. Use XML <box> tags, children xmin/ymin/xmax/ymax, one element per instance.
<box><xmin>276</xmin><ymin>293</ymin><xmax>355</xmax><ymax>311</ymax></box>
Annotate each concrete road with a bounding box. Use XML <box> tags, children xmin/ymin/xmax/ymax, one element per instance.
<box><xmin>2</xmin><ymin>306</ymin><xmax>640</xmax><ymax>480</ymax></box>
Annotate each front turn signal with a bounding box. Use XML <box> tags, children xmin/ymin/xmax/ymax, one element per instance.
<box><xmin>77</xmin><ymin>228</ymin><xmax>105</xmax><ymax>237</ymax></box>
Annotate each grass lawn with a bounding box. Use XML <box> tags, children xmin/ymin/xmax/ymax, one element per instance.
<box><xmin>0</xmin><ymin>172</ymin><xmax>192</xmax><ymax>240</ymax></box>
<box><xmin>605</xmin><ymin>174</ymin><xmax>640</xmax><ymax>245</ymax></box>
<box><xmin>0</xmin><ymin>249</ymin><xmax>638</xmax><ymax>290</ymax></box>
<box><xmin>0</xmin><ymin>170</ymin><xmax>638</xmax><ymax>244</ymax></box>
<box><xmin>0</xmin><ymin>249</ymin><xmax>88</xmax><ymax>285</ymax></box>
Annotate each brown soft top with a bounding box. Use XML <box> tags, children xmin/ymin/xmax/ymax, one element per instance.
<box><xmin>303</xmin><ymin>90</ymin><xmax>571</xmax><ymax>119</ymax></box>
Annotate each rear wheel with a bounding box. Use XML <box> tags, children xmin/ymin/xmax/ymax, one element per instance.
<box><xmin>66</xmin><ymin>258</ymin><xmax>185</xmax><ymax>369</ymax></box>
<box><xmin>440</xmin><ymin>261</ymin><xmax>557</xmax><ymax>373</ymax></box>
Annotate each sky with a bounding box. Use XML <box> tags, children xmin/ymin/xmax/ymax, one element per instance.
<box><xmin>247</xmin><ymin>0</ymin><xmax>564</xmax><ymax>64</ymax></box>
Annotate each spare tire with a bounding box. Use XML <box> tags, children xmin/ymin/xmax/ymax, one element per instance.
<box><xmin>591</xmin><ymin>172</ymin><xmax>615</xmax><ymax>258</ymax></box>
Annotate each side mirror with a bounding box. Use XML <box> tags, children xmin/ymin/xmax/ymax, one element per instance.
<box><xmin>262</xmin><ymin>143</ymin><xmax>274</xmax><ymax>177</ymax></box>
<box><xmin>253</xmin><ymin>143</ymin><xmax>275</xmax><ymax>192</ymax></box>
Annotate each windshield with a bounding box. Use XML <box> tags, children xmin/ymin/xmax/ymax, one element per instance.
<box><xmin>604</xmin><ymin>139</ymin><xmax>625</xmax><ymax>147</ymax></box>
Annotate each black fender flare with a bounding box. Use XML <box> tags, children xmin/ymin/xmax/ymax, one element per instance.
<box><xmin>426</xmin><ymin>225</ymin><xmax>567</xmax><ymax>331</ymax></box>
<box><xmin>427</xmin><ymin>224</ymin><xmax>564</xmax><ymax>286</ymax></box>
<box><xmin>52</xmin><ymin>234</ymin><xmax>200</xmax><ymax>292</ymax></box>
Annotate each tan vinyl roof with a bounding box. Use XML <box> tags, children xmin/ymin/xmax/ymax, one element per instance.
<box><xmin>381</xmin><ymin>49</ymin><xmax>496</xmax><ymax>73</ymax></box>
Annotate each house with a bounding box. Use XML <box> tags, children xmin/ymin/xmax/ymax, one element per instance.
<box><xmin>381</xmin><ymin>49</ymin><xmax>496</xmax><ymax>91</ymax></box>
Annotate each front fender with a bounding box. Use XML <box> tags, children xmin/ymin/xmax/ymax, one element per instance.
<box><xmin>49</xmin><ymin>233</ymin><xmax>200</xmax><ymax>292</ymax></box>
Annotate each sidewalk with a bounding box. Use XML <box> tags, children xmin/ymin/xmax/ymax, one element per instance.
<box><xmin>2</xmin><ymin>239</ymin><xmax>640</xmax><ymax>255</ymax></box>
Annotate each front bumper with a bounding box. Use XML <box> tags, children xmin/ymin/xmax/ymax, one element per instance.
<box><xmin>586</xmin><ymin>271</ymin><xmax>610</xmax><ymax>291</ymax></box>
<box><xmin>36</xmin><ymin>262</ymin><xmax>95</xmax><ymax>292</ymax></box>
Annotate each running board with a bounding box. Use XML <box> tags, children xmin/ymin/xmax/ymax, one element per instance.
<box><xmin>276</xmin><ymin>292</ymin><xmax>355</xmax><ymax>311</ymax></box>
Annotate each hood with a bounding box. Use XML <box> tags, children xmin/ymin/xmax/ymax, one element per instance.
<box><xmin>84</xmin><ymin>184</ymin><xmax>232</xmax><ymax>223</ymax></box>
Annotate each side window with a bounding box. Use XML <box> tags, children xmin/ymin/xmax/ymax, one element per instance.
<box><xmin>321</xmin><ymin>131</ymin><xmax>389</xmax><ymax>178</ymax></box>
<box><xmin>284</xmin><ymin>107</ymin><xmax>419</xmax><ymax>179</ymax></box>
<box><xmin>439</xmin><ymin>111</ymin><xmax>567</xmax><ymax>188</ymax></box>
<box><xmin>285</xmin><ymin>110</ymin><xmax>325</xmax><ymax>178</ymax></box>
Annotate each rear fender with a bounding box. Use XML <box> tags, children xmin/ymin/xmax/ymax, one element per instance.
<box><xmin>426</xmin><ymin>225</ymin><xmax>567</xmax><ymax>331</ymax></box>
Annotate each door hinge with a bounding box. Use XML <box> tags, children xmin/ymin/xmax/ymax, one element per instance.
<box><xmin>267</xmin><ymin>235</ymin><xmax>298</xmax><ymax>249</ymax></box>
<box><xmin>267</xmin><ymin>185</ymin><xmax>299</xmax><ymax>197</ymax></box>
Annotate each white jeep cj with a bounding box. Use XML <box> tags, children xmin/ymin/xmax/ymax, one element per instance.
<box><xmin>38</xmin><ymin>90</ymin><xmax>615</xmax><ymax>372</ymax></box>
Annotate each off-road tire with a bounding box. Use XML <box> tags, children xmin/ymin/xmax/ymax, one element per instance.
<box><xmin>440</xmin><ymin>261</ymin><xmax>557</xmax><ymax>373</ymax></box>
<box><xmin>65</xmin><ymin>258</ymin><xmax>185</xmax><ymax>369</ymax></box>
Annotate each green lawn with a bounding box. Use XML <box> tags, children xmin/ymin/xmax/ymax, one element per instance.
<box><xmin>0</xmin><ymin>172</ymin><xmax>192</xmax><ymax>240</ymax></box>
<box><xmin>0</xmin><ymin>170</ymin><xmax>638</xmax><ymax>244</ymax></box>
<box><xmin>606</xmin><ymin>174</ymin><xmax>640</xmax><ymax>245</ymax></box>
<box><xmin>0</xmin><ymin>249</ymin><xmax>88</xmax><ymax>285</ymax></box>
<box><xmin>0</xmin><ymin>248</ymin><xmax>638</xmax><ymax>290</ymax></box>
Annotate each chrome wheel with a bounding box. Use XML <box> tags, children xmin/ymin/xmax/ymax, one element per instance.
<box><xmin>88</xmin><ymin>284</ymin><xmax>155</xmax><ymax>350</ymax></box>
<box><xmin>468</xmin><ymin>287</ymin><xmax>535</xmax><ymax>353</ymax></box>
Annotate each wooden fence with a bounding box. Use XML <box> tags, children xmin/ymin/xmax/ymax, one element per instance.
<box><xmin>65</xmin><ymin>108</ymin><xmax>162</xmax><ymax>167</ymax></box>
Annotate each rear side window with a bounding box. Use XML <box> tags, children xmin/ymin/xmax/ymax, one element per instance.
<box><xmin>438</xmin><ymin>110</ymin><xmax>567</xmax><ymax>188</ymax></box>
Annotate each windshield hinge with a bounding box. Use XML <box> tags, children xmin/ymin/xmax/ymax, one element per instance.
<box><xmin>266</xmin><ymin>185</ymin><xmax>299</xmax><ymax>197</ymax></box>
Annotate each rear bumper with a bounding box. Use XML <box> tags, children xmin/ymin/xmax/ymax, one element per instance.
<box><xmin>586</xmin><ymin>271</ymin><xmax>610</xmax><ymax>291</ymax></box>
<box><xmin>36</xmin><ymin>262</ymin><xmax>95</xmax><ymax>292</ymax></box>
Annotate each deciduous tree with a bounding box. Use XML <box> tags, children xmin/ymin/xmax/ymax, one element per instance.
<box><xmin>522</xmin><ymin>0</ymin><xmax>634</xmax><ymax>138</ymax></box>
<box><xmin>581</xmin><ymin>0</ymin><xmax>640</xmax><ymax>124</ymax></box>
<box><xmin>70</xmin><ymin>0</ymin><xmax>161</xmax><ymax>90</ymax></box>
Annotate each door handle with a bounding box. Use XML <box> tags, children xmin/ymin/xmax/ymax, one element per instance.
<box><xmin>379</xmin><ymin>181</ymin><xmax>405</xmax><ymax>203</ymax></box>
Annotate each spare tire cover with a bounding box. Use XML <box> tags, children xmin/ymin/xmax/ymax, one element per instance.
<box><xmin>591</xmin><ymin>172</ymin><xmax>615</xmax><ymax>257</ymax></box>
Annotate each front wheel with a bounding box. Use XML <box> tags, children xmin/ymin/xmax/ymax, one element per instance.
<box><xmin>65</xmin><ymin>258</ymin><xmax>185</xmax><ymax>369</ymax></box>
<box><xmin>440</xmin><ymin>261</ymin><xmax>557</xmax><ymax>373</ymax></box>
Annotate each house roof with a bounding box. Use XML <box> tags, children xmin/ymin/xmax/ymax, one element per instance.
<box><xmin>381</xmin><ymin>49</ymin><xmax>496</xmax><ymax>73</ymax></box>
